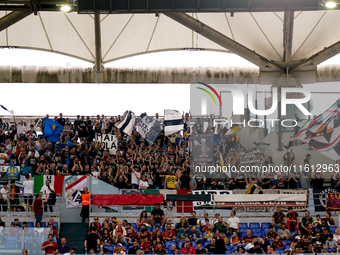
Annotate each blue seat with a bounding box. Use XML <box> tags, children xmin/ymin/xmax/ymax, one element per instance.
<box><xmin>268</xmin><ymin>240</ymin><xmax>273</xmax><ymax>245</ymax></box>
<box><xmin>178</xmin><ymin>241</ymin><xmax>184</xmax><ymax>248</ymax></box>
<box><xmin>225</xmin><ymin>244</ymin><xmax>231</xmax><ymax>250</ymax></box>
<box><xmin>11</xmin><ymin>222</ymin><xmax>21</xmax><ymax>226</ymax></box>
<box><xmin>103</xmin><ymin>245</ymin><xmax>114</xmax><ymax>254</ymax></box>
<box><xmin>27</xmin><ymin>222</ymin><xmax>34</xmax><ymax>228</ymax></box>
<box><xmin>282</xmin><ymin>240</ymin><xmax>291</xmax><ymax>246</ymax></box>
<box><xmin>239</xmin><ymin>223</ymin><xmax>248</xmax><ymax>229</ymax></box>
<box><xmin>261</xmin><ymin>222</ymin><xmax>271</xmax><ymax>228</ymax></box>
<box><xmin>285</xmin><ymin>244</ymin><xmax>291</xmax><ymax>250</ymax></box>
<box><xmin>131</xmin><ymin>223</ymin><xmax>137</xmax><ymax>230</ymax></box>
<box><xmin>291</xmin><ymin>231</ymin><xmax>297</xmax><ymax>237</ymax></box>
<box><xmin>249</xmin><ymin>223</ymin><xmax>260</xmax><ymax>228</ymax></box>
<box><xmin>53</xmin><ymin>222</ymin><xmax>58</xmax><ymax>231</ymax></box>
<box><xmin>41</xmin><ymin>222</ymin><xmax>46</xmax><ymax>227</ymax></box>
<box><xmin>226</xmin><ymin>250</ymin><xmax>232</xmax><ymax>254</ymax></box>
<box><xmin>232</xmin><ymin>246</ymin><xmax>238</xmax><ymax>252</ymax></box>
<box><xmin>276</xmin><ymin>249</ymin><xmax>285</xmax><ymax>254</ymax></box>
<box><xmin>204</xmin><ymin>241</ymin><xmax>210</xmax><ymax>247</ymax></box>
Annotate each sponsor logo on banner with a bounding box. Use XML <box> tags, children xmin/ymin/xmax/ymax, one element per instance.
<box><xmin>0</xmin><ymin>166</ymin><xmax>20</xmax><ymax>182</ymax></box>
<box><xmin>95</xmin><ymin>133</ymin><xmax>118</xmax><ymax>155</ymax></box>
<box><xmin>6</xmin><ymin>166</ymin><xmax>19</xmax><ymax>178</ymax></box>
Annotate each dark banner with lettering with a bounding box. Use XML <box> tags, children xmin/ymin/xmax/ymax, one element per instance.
<box><xmin>314</xmin><ymin>188</ymin><xmax>340</xmax><ymax>212</ymax></box>
<box><xmin>327</xmin><ymin>193</ymin><xmax>340</xmax><ymax>211</ymax></box>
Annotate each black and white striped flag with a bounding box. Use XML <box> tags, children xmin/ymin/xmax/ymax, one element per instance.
<box><xmin>164</xmin><ymin>109</ymin><xmax>184</xmax><ymax>136</ymax></box>
<box><xmin>115</xmin><ymin>110</ymin><xmax>136</xmax><ymax>136</ymax></box>
<box><xmin>0</xmin><ymin>104</ymin><xmax>13</xmax><ymax>115</ymax></box>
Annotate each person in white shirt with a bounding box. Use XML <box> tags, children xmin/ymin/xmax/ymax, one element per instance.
<box><xmin>0</xmin><ymin>183</ymin><xmax>9</xmax><ymax>212</ymax></box>
<box><xmin>23</xmin><ymin>174</ymin><xmax>34</xmax><ymax>212</ymax></box>
<box><xmin>40</xmin><ymin>180</ymin><xmax>55</xmax><ymax>212</ymax></box>
<box><xmin>131</xmin><ymin>166</ymin><xmax>140</xmax><ymax>189</ymax></box>
<box><xmin>227</xmin><ymin>210</ymin><xmax>240</xmax><ymax>237</ymax></box>
<box><xmin>16</xmin><ymin>120</ymin><xmax>27</xmax><ymax>136</ymax></box>
<box><xmin>138</xmin><ymin>175</ymin><xmax>149</xmax><ymax>190</ymax></box>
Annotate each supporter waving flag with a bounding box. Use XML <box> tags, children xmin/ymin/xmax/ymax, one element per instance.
<box><xmin>115</xmin><ymin>110</ymin><xmax>136</xmax><ymax>136</ymax></box>
<box><xmin>164</xmin><ymin>109</ymin><xmax>184</xmax><ymax>136</ymax></box>
<box><xmin>0</xmin><ymin>103</ymin><xmax>13</xmax><ymax>115</ymax></box>
<box><xmin>43</xmin><ymin>117</ymin><xmax>63</xmax><ymax>142</ymax></box>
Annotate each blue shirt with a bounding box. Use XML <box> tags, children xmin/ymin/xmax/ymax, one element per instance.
<box><xmin>57</xmin><ymin>244</ymin><xmax>71</xmax><ymax>254</ymax></box>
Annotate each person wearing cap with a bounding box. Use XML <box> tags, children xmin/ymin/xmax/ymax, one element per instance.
<box><xmin>0</xmin><ymin>182</ymin><xmax>9</xmax><ymax>212</ymax></box>
<box><xmin>13</xmin><ymin>218</ymin><xmax>21</xmax><ymax>227</ymax></box>
<box><xmin>81</xmin><ymin>187</ymin><xmax>91</xmax><ymax>223</ymax></box>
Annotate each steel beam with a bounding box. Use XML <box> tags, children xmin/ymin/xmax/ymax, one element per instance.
<box><xmin>94</xmin><ymin>12</ymin><xmax>104</xmax><ymax>82</ymax></box>
<box><xmin>164</xmin><ymin>12</ymin><xmax>283</xmax><ymax>72</ymax></box>
<box><xmin>292</xmin><ymin>40</ymin><xmax>340</xmax><ymax>72</ymax></box>
<box><xmin>283</xmin><ymin>10</ymin><xmax>294</xmax><ymax>66</ymax></box>
<box><xmin>0</xmin><ymin>10</ymin><xmax>32</xmax><ymax>32</ymax></box>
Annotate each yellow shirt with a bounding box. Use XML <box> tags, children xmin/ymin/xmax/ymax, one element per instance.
<box><xmin>166</xmin><ymin>175</ymin><xmax>177</xmax><ymax>189</ymax></box>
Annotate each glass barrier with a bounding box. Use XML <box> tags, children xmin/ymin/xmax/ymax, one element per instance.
<box><xmin>0</xmin><ymin>227</ymin><xmax>52</xmax><ymax>254</ymax></box>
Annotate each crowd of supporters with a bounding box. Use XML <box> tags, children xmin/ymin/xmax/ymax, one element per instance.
<box><xmin>0</xmin><ymin>114</ymin><xmax>336</xmax><ymax>193</ymax></box>
<box><xmin>81</xmin><ymin>206</ymin><xmax>340</xmax><ymax>255</ymax></box>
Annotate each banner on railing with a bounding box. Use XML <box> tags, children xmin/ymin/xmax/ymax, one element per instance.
<box><xmin>327</xmin><ymin>193</ymin><xmax>340</xmax><ymax>211</ymax></box>
<box><xmin>215</xmin><ymin>194</ymin><xmax>307</xmax><ymax>208</ymax></box>
<box><xmin>0</xmin><ymin>166</ymin><xmax>20</xmax><ymax>182</ymax></box>
<box><xmin>65</xmin><ymin>175</ymin><xmax>88</xmax><ymax>208</ymax></box>
<box><xmin>192</xmin><ymin>190</ymin><xmax>232</xmax><ymax>207</ymax></box>
<box><xmin>95</xmin><ymin>133</ymin><xmax>118</xmax><ymax>155</ymax></box>
<box><xmin>313</xmin><ymin>187</ymin><xmax>340</xmax><ymax>212</ymax></box>
<box><xmin>92</xmin><ymin>194</ymin><xmax>164</xmax><ymax>206</ymax></box>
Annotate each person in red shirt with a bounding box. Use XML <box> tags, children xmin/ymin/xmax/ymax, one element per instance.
<box><xmin>33</xmin><ymin>193</ymin><xmax>47</xmax><ymax>226</ymax></box>
<box><xmin>41</xmin><ymin>234</ymin><xmax>58</xmax><ymax>255</ymax></box>
<box><xmin>181</xmin><ymin>241</ymin><xmax>196</xmax><ymax>254</ymax></box>
<box><xmin>163</xmin><ymin>224</ymin><xmax>176</xmax><ymax>240</ymax></box>
<box><xmin>140</xmin><ymin>236</ymin><xmax>151</xmax><ymax>253</ymax></box>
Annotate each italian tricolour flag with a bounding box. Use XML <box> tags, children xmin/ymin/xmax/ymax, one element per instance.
<box><xmin>34</xmin><ymin>175</ymin><xmax>64</xmax><ymax>196</ymax></box>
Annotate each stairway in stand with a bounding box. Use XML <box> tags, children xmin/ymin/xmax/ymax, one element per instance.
<box><xmin>59</xmin><ymin>223</ymin><xmax>89</xmax><ymax>253</ymax></box>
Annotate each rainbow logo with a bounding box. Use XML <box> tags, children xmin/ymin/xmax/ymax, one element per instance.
<box><xmin>196</xmin><ymin>82</ymin><xmax>222</xmax><ymax>106</ymax></box>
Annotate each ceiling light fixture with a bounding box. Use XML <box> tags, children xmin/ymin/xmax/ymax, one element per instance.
<box><xmin>60</xmin><ymin>5</ymin><xmax>72</xmax><ymax>12</ymax></box>
<box><xmin>325</xmin><ymin>1</ymin><xmax>337</xmax><ymax>8</ymax></box>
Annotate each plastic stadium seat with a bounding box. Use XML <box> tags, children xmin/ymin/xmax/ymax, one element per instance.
<box><xmin>249</xmin><ymin>223</ymin><xmax>260</xmax><ymax>228</ymax></box>
<box><xmin>53</xmin><ymin>222</ymin><xmax>58</xmax><ymax>231</ymax></box>
<box><xmin>285</xmin><ymin>244</ymin><xmax>291</xmax><ymax>250</ymax></box>
<box><xmin>204</xmin><ymin>241</ymin><xmax>210</xmax><ymax>247</ymax></box>
<box><xmin>268</xmin><ymin>240</ymin><xmax>273</xmax><ymax>245</ymax></box>
<box><xmin>232</xmin><ymin>246</ymin><xmax>238</xmax><ymax>252</ymax></box>
<box><xmin>27</xmin><ymin>222</ymin><xmax>34</xmax><ymax>228</ymax></box>
<box><xmin>291</xmin><ymin>231</ymin><xmax>297</xmax><ymax>237</ymax></box>
<box><xmin>330</xmin><ymin>226</ymin><xmax>337</xmax><ymax>234</ymax></box>
<box><xmin>226</xmin><ymin>250</ymin><xmax>232</xmax><ymax>254</ymax></box>
<box><xmin>239</xmin><ymin>223</ymin><xmax>248</xmax><ymax>229</ymax></box>
<box><xmin>178</xmin><ymin>241</ymin><xmax>184</xmax><ymax>248</ymax></box>
<box><xmin>225</xmin><ymin>245</ymin><xmax>231</xmax><ymax>250</ymax></box>
<box><xmin>261</xmin><ymin>222</ymin><xmax>271</xmax><ymax>228</ymax></box>
<box><xmin>41</xmin><ymin>222</ymin><xmax>46</xmax><ymax>227</ymax></box>
<box><xmin>276</xmin><ymin>249</ymin><xmax>285</xmax><ymax>254</ymax></box>
<box><xmin>131</xmin><ymin>223</ymin><xmax>137</xmax><ymax>230</ymax></box>
<box><xmin>11</xmin><ymin>222</ymin><xmax>21</xmax><ymax>226</ymax></box>
<box><xmin>103</xmin><ymin>245</ymin><xmax>114</xmax><ymax>254</ymax></box>
<box><xmin>282</xmin><ymin>240</ymin><xmax>291</xmax><ymax>246</ymax></box>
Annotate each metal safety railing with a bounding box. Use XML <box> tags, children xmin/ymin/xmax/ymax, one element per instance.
<box><xmin>0</xmin><ymin>192</ymin><xmax>61</xmax><ymax>217</ymax></box>
<box><xmin>88</xmin><ymin>189</ymin><xmax>331</xmax><ymax>220</ymax></box>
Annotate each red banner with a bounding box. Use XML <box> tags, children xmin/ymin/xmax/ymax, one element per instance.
<box><xmin>327</xmin><ymin>193</ymin><xmax>340</xmax><ymax>211</ymax></box>
<box><xmin>176</xmin><ymin>189</ymin><xmax>193</xmax><ymax>213</ymax></box>
<box><xmin>92</xmin><ymin>194</ymin><xmax>164</xmax><ymax>206</ymax></box>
